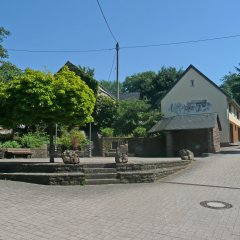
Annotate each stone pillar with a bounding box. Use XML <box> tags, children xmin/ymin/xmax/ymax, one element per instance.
<box><xmin>166</xmin><ymin>131</ymin><xmax>174</xmax><ymax>157</ymax></box>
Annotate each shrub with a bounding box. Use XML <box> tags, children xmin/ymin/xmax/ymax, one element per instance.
<box><xmin>19</xmin><ymin>132</ymin><xmax>48</xmax><ymax>148</ymax></box>
<box><xmin>132</xmin><ymin>127</ymin><xmax>147</xmax><ymax>137</ymax></box>
<box><xmin>100</xmin><ymin>127</ymin><xmax>114</xmax><ymax>137</ymax></box>
<box><xmin>60</xmin><ymin>129</ymin><xmax>88</xmax><ymax>150</ymax></box>
<box><xmin>0</xmin><ymin>140</ymin><xmax>21</xmax><ymax>148</ymax></box>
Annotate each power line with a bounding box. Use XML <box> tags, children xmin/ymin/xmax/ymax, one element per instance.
<box><xmin>108</xmin><ymin>52</ymin><xmax>116</xmax><ymax>81</ymax></box>
<box><xmin>96</xmin><ymin>0</ymin><xmax>118</xmax><ymax>43</ymax></box>
<box><xmin>6</xmin><ymin>33</ymin><xmax>240</xmax><ymax>54</ymax></box>
<box><xmin>121</xmin><ymin>34</ymin><xmax>240</xmax><ymax>49</ymax></box>
<box><xmin>6</xmin><ymin>47</ymin><xmax>115</xmax><ymax>53</ymax></box>
<box><xmin>7</xmin><ymin>34</ymin><xmax>240</xmax><ymax>53</ymax></box>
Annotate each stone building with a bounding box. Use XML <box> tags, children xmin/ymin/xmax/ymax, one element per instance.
<box><xmin>149</xmin><ymin>65</ymin><xmax>240</xmax><ymax>156</ymax></box>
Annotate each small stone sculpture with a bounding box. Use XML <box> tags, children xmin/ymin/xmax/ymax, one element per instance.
<box><xmin>115</xmin><ymin>144</ymin><xmax>128</xmax><ymax>163</ymax></box>
<box><xmin>62</xmin><ymin>150</ymin><xmax>80</xmax><ymax>164</ymax></box>
<box><xmin>179</xmin><ymin>149</ymin><xmax>194</xmax><ymax>160</ymax></box>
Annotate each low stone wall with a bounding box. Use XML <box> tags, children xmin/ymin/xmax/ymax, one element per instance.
<box><xmin>0</xmin><ymin>160</ymin><xmax>192</xmax><ymax>185</ymax></box>
<box><xmin>116</xmin><ymin>160</ymin><xmax>191</xmax><ymax>183</ymax></box>
<box><xmin>118</xmin><ymin>171</ymin><xmax>155</xmax><ymax>184</ymax></box>
<box><xmin>31</xmin><ymin>147</ymin><xmax>48</xmax><ymax>158</ymax></box>
<box><xmin>100</xmin><ymin>136</ymin><xmax>166</xmax><ymax>157</ymax></box>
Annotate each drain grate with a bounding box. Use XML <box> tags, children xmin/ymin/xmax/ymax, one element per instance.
<box><xmin>200</xmin><ymin>201</ymin><xmax>232</xmax><ymax>210</ymax></box>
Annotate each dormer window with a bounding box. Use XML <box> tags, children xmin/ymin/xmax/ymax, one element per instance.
<box><xmin>190</xmin><ymin>80</ymin><xmax>194</xmax><ymax>87</ymax></box>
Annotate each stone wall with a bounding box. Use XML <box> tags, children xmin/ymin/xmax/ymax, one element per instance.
<box><xmin>31</xmin><ymin>146</ymin><xmax>48</xmax><ymax>158</ymax></box>
<box><xmin>212</xmin><ymin>123</ymin><xmax>221</xmax><ymax>152</ymax></box>
<box><xmin>100</xmin><ymin>136</ymin><xmax>166</xmax><ymax>157</ymax></box>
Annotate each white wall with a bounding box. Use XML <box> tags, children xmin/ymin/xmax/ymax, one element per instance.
<box><xmin>228</xmin><ymin>105</ymin><xmax>240</xmax><ymax>126</ymax></box>
<box><xmin>161</xmin><ymin>67</ymin><xmax>229</xmax><ymax>143</ymax></box>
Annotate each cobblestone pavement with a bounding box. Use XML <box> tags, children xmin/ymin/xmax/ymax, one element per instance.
<box><xmin>1</xmin><ymin>147</ymin><xmax>240</xmax><ymax>240</ymax></box>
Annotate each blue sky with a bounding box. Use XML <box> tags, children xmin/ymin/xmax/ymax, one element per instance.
<box><xmin>1</xmin><ymin>0</ymin><xmax>240</xmax><ymax>85</ymax></box>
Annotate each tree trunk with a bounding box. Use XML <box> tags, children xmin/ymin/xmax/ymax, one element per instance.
<box><xmin>49</xmin><ymin>127</ymin><xmax>55</xmax><ymax>163</ymax></box>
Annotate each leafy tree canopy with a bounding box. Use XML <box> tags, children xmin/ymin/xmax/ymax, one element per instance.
<box><xmin>0</xmin><ymin>62</ymin><xmax>22</xmax><ymax>82</ymax></box>
<box><xmin>221</xmin><ymin>63</ymin><xmax>240</xmax><ymax>105</ymax></box>
<box><xmin>101</xmin><ymin>66</ymin><xmax>183</xmax><ymax>107</ymax></box>
<box><xmin>113</xmin><ymin>100</ymin><xmax>163</xmax><ymax>136</ymax></box>
<box><xmin>92</xmin><ymin>95</ymin><xmax>117</xmax><ymax>130</ymax></box>
<box><xmin>99</xmin><ymin>79</ymin><xmax>123</xmax><ymax>95</ymax></box>
<box><xmin>123</xmin><ymin>71</ymin><xmax>157</xmax><ymax>98</ymax></box>
<box><xmin>150</xmin><ymin>66</ymin><xmax>183</xmax><ymax>106</ymax></box>
<box><xmin>0</xmin><ymin>66</ymin><xmax>96</xmax><ymax>162</ymax></box>
<box><xmin>0</xmin><ymin>27</ymin><xmax>10</xmax><ymax>60</ymax></box>
<box><xmin>64</xmin><ymin>61</ymin><xmax>99</xmax><ymax>95</ymax></box>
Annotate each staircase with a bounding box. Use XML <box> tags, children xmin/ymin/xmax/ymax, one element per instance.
<box><xmin>82</xmin><ymin>163</ymin><xmax>120</xmax><ymax>185</ymax></box>
<box><xmin>0</xmin><ymin>160</ymin><xmax>192</xmax><ymax>185</ymax></box>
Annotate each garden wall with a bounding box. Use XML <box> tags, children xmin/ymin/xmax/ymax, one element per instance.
<box><xmin>100</xmin><ymin>136</ymin><xmax>166</xmax><ymax>157</ymax></box>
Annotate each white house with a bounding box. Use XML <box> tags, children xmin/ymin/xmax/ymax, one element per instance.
<box><xmin>149</xmin><ymin>65</ymin><xmax>240</xmax><ymax>156</ymax></box>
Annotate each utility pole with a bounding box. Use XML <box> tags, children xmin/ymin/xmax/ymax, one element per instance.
<box><xmin>116</xmin><ymin>42</ymin><xmax>119</xmax><ymax>101</ymax></box>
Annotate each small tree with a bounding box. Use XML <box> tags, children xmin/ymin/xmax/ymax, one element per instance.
<box><xmin>113</xmin><ymin>100</ymin><xmax>162</xmax><ymax>136</ymax></box>
<box><xmin>0</xmin><ymin>27</ymin><xmax>10</xmax><ymax>60</ymax></box>
<box><xmin>0</xmin><ymin>66</ymin><xmax>96</xmax><ymax>162</ymax></box>
<box><xmin>92</xmin><ymin>95</ymin><xmax>117</xmax><ymax>130</ymax></box>
<box><xmin>0</xmin><ymin>62</ymin><xmax>22</xmax><ymax>82</ymax></box>
<box><xmin>221</xmin><ymin>63</ymin><xmax>240</xmax><ymax>105</ymax></box>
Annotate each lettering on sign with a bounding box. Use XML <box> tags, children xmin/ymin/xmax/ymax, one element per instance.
<box><xmin>169</xmin><ymin>100</ymin><xmax>211</xmax><ymax>114</ymax></box>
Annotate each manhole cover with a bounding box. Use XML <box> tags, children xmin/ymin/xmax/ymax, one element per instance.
<box><xmin>200</xmin><ymin>201</ymin><xmax>232</xmax><ymax>210</ymax></box>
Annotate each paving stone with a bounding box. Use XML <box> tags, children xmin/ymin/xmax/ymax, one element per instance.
<box><xmin>0</xmin><ymin>147</ymin><xmax>240</xmax><ymax>239</ymax></box>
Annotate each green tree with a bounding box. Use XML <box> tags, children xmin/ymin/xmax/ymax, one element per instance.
<box><xmin>113</xmin><ymin>100</ymin><xmax>162</xmax><ymax>136</ymax></box>
<box><xmin>122</xmin><ymin>67</ymin><xmax>183</xmax><ymax>107</ymax></box>
<box><xmin>123</xmin><ymin>71</ymin><xmax>157</xmax><ymax>98</ymax></box>
<box><xmin>221</xmin><ymin>64</ymin><xmax>240</xmax><ymax>105</ymax></box>
<box><xmin>150</xmin><ymin>66</ymin><xmax>183</xmax><ymax>105</ymax></box>
<box><xmin>0</xmin><ymin>62</ymin><xmax>22</xmax><ymax>82</ymax></box>
<box><xmin>64</xmin><ymin>61</ymin><xmax>99</xmax><ymax>95</ymax></box>
<box><xmin>99</xmin><ymin>80</ymin><xmax>123</xmax><ymax>95</ymax></box>
<box><xmin>0</xmin><ymin>66</ymin><xmax>96</xmax><ymax>162</ymax></box>
<box><xmin>92</xmin><ymin>95</ymin><xmax>117</xmax><ymax>130</ymax></box>
<box><xmin>0</xmin><ymin>27</ymin><xmax>10</xmax><ymax>60</ymax></box>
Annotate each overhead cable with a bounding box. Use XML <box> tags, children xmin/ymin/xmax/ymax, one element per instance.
<box><xmin>96</xmin><ymin>0</ymin><xmax>118</xmax><ymax>43</ymax></box>
<box><xmin>108</xmin><ymin>52</ymin><xmax>116</xmax><ymax>81</ymax></box>
<box><xmin>121</xmin><ymin>34</ymin><xmax>240</xmax><ymax>49</ymax></box>
<box><xmin>7</xmin><ymin>47</ymin><xmax>115</xmax><ymax>53</ymax></box>
<box><xmin>6</xmin><ymin>34</ymin><xmax>240</xmax><ymax>53</ymax></box>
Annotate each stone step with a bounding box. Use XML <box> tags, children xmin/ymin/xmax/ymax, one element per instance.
<box><xmin>85</xmin><ymin>173</ymin><xmax>117</xmax><ymax>180</ymax></box>
<box><xmin>81</xmin><ymin>163</ymin><xmax>116</xmax><ymax>169</ymax></box>
<box><xmin>83</xmin><ymin>168</ymin><xmax>116</xmax><ymax>174</ymax></box>
<box><xmin>0</xmin><ymin>172</ymin><xmax>85</xmax><ymax>185</ymax></box>
<box><xmin>85</xmin><ymin>178</ymin><xmax>120</xmax><ymax>185</ymax></box>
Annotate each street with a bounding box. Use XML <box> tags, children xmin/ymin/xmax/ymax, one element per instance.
<box><xmin>0</xmin><ymin>148</ymin><xmax>240</xmax><ymax>240</ymax></box>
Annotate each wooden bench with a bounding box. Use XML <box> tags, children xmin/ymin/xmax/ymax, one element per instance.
<box><xmin>5</xmin><ymin>148</ymin><xmax>32</xmax><ymax>158</ymax></box>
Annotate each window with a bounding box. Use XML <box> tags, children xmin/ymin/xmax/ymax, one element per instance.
<box><xmin>190</xmin><ymin>80</ymin><xmax>194</xmax><ymax>87</ymax></box>
<box><xmin>229</xmin><ymin>104</ymin><xmax>232</xmax><ymax>113</ymax></box>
